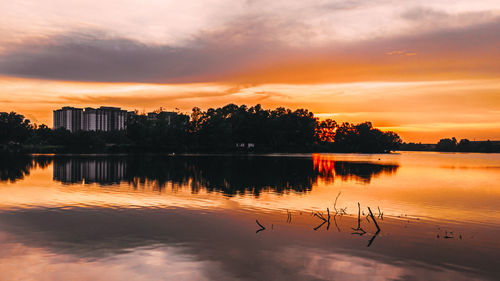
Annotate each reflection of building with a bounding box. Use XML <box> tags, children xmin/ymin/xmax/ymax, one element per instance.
<box><xmin>54</xmin><ymin>106</ymin><xmax>129</xmax><ymax>131</ymax></box>
<box><xmin>53</xmin><ymin>158</ymin><xmax>126</xmax><ymax>185</ymax></box>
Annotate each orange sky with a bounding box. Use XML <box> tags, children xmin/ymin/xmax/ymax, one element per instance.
<box><xmin>0</xmin><ymin>1</ymin><xmax>500</xmax><ymax>142</ymax></box>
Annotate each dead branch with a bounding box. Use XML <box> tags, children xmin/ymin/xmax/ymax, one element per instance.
<box><xmin>367</xmin><ymin>207</ymin><xmax>381</xmax><ymax>232</ymax></box>
<box><xmin>286</xmin><ymin>210</ymin><xmax>292</xmax><ymax>223</ymax></box>
<box><xmin>367</xmin><ymin>229</ymin><xmax>380</xmax><ymax>247</ymax></box>
<box><xmin>256</xmin><ymin>220</ymin><xmax>266</xmax><ymax>233</ymax></box>
<box><xmin>327</xmin><ymin>208</ymin><xmax>331</xmax><ymax>230</ymax></box>
<box><xmin>378</xmin><ymin>206</ymin><xmax>384</xmax><ymax>220</ymax></box>
<box><xmin>333</xmin><ymin>191</ymin><xmax>342</xmax><ymax>213</ymax></box>
<box><xmin>314</xmin><ymin>212</ymin><xmax>327</xmax><ymax>222</ymax></box>
<box><xmin>351</xmin><ymin>202</ymin><xmax>366</xmax><ymax>235</ymax></box>
<box><xmin>313</xmin><ymin>220</ymin><xmax>327</xmax><ymax>231</ymax></box>
<box><xmin>333</xmin><ymin>213</ymin><xmax>341</xmax><ymax>232</ymax></box>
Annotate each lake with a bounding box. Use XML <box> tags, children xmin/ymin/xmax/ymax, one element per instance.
<box><xmin>0</xmin><ymin>152</ymin><xmax>499</xmax><ymax>280</ymax></box>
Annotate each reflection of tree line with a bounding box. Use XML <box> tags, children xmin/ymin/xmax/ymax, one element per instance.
<box><xmin>1</xmin><ymin>156</ymin><xmax>399</xmax><ymax>195</ymax></box>
<box><xmin>313</xmin><ymin>154</ymin><xmax>399</xmax><ymax>183</ymax></box>
<box><xmin>0</xmin><ymin>155</ymin><xmax>52</xmax><ymax>182</ymax></box>
<box><xmin>126</xmin><ymin>156</ymin><xmax>317</xmax><ymax>196</ymax></box>
<box><xmin>127</xmin><ymin>156</ymin><xmax>400</xmax><ymax>195</ymax></box>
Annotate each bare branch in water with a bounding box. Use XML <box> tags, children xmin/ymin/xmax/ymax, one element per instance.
<box><xmin>286</xmin><ymin>210</ymin><xmax>292</xmax><ymax>223</ymax></box>
<box><xmin>367</xmin><ymin>229</ymin><xmax>381</xmax><ymax>247</ymax></box>
<box><xmin>333</xmin><ymin>191</ymin><xmax>342</xmax><ymax>213</ymax></box>
<box><xmin>367</xmin><ymin>207</ymin><xmax>381</xmax><ymax>232</ymax></box>
<box><xmin>333</xmin><ymin>213</ymin><xmax>341</xmax><ymax>232</ymax></box>
<box><xmin>327</xmin><ymin>208</ymin><xmax>331</xmax><ymax>230</ymax></box>
<box><xmin>314</xmin><ymin>220</ymin><xmax>327</xmax><ymax>231</ymax></box>
<box><xmin>314</xmin><ymin>212</ymin><xmax>327</xmax><ymax>222</ymax></box>
<box><xmin>256</xmin><ymin>220</ymin><xmax>266</xmax><ymax>233</ymax></box>
<box><xmin>351</xmin><ymin>202</ymin><xmax>366</xmax><ymax>235</ymax></box>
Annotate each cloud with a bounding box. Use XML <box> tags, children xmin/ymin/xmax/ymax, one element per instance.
<box><xmin>318</xmin><ymin>0</ymin><xmax>367</xmax><ymax>11</ymax></box>
<box><xmin>0</xmin><ymin>30</ymin><xmax>261</xmax><ymax>83</ymax></box>
<box><xmin>0</xmin><ymin>10</ymin><xmax>499</xmax><ymax>84</ymax></box>
<box><xmin>401</xmin><ymin>6</ymin><xmax>498</xmax><ymax>28</ymax></box>
<box><xmin>385</xmin><ymin>50</ymin><xmax>416</xmax><ymax>56</ymax></box>
<box><xmin>0</xmin><ymin>14</ymin><xmax>303</xmax><ymax>83</ymax></box>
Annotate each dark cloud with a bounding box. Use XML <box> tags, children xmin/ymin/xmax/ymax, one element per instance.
<box><xmin>0</xmin><ymin>14</ymin><xmax>500</xmax><ymax>83</ymax></box>
<box><xmin>0</xmin><ymin>16</ymin><xmax>297</xmax><ymax>83</ymax></box>
<box><xmin>0</xmin><ymin>31</ymin><xmax>263</xmax><ymax>83</ymax></box>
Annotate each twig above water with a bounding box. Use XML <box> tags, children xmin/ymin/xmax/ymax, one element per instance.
<box><xmin>378</xmin><ymin>206</ymin><xmax>384</xmax><ymax>220</ymax></box>
<box><xmin>313</xmin><ymin>208</ymin><xmax>331</xmax><ymax>230</ymax></box>
<box><xmin>333</xmin><ymin>191</ymin><xmax>341</xmax><ymax>213</ymax></box>
<box><xmin>351</xmin><ymin>202</ymin><xmax>366</xmax><ymax>235</ymax></box>
<box><xmin>314</xmin><ymin>212</ymin><xmax>327</xmax><ymax>222</ymax></box>
<box><xmin>313</xmin><ymin>220</ymin><xmax>327</xmax><ymax>231</ymax></box>
<box><xmin>256</xmin><ymin>220</ymin><xmax>266</xmax><ymax>233</ymax></box>
<box><xmin>367</xmin><ymin>207</ymin><xmax>381</xmax><ymax>232</ymax></box>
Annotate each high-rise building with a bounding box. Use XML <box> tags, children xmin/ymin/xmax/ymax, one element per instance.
<box><xmin>53</xmin><ymin>107</ymin><xmax>83</xmax><ymax>132</ymax></box>
<box><xmin>83</xmin><ymin>107</ymin><xmax>97</xmax><ymax>131</ymax></box>
<box><xmin>96</xmin><ymin>107</ymin><xmax>127</xmax><ymax>131</ymax></box>
<box><xmin>54</xmin><ymin>106</ymin><xmax>129</xmax><ymax>131</ymax></box>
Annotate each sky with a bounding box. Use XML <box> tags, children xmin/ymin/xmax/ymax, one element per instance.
<box><xmin>0</xmin><ymin>0</ymin><xmax>499</xmax><ymax>142</ymax></box>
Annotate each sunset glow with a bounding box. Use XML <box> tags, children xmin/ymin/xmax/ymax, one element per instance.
<box><xmin>1</xmin><ymin>1</ymin><xmax>500</xmax><ymax>142</ymax></box>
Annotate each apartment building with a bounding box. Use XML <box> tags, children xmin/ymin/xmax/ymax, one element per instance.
<box><xmin>53</xmin><ymin>107</ymin><xmax>83</xmax><ymax>132</ymax></box>
<box><xmin>54</xmin><ymin>106</ymin><xmax>129</xmax><ymax>131</ymax></box>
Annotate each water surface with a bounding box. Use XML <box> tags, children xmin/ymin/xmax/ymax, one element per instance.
<box><xmin>0</xmin><ymin>152</ymin><xmax>499</xmax><ymax>280</ymax></box>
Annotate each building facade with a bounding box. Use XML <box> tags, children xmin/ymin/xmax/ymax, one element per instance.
<box><xmin>83</xmin><ymin>107</ymin><xmax>97</xmax><ymax>131</ymax></box>
<box><xmin>54</xmin><ymin>106</ymin><xmax>128</xmax><ymax>131</ymax></box>
<box><xmin>53</xmin><ymin>107</ymin><xmax>83</xmax><ymax>132</ymax></box>
<box><xmin>96</xmin><ymin>107</ymin><xmax>127</xmax><ymax>131</ymax></box>
<box><xmin>147</xmin><ymin>111</ymin><xmax>178</xmax><ymax>125</ymax></box>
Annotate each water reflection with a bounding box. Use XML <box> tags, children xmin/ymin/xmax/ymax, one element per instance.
<box><xmin>313</xmin><ymin>154</ymin><xmax>398</xmax><ymax>183</ymax></box>
<box><xmin>53</xmin><ymin>157</ymin><xmax>126</xmax><ymax>185</ymax></box>
<box><xmin>1</xmin><ymin>152</ymin><xmax>500</xmax><ymax>280</ymax></box>
<box><xmin>0</xmin><ymin>155</ymin><xmax>51</xmax><ymax>182</ymax></box>
<box><xmin>46</xmin><ymin>155</ymin><xmax>400</xmax><ymax>195</ymax></box>
<box><xmin>0</xmin><ymin>207</ymin><xmax>497</xmax><ymax>281</ymax></box>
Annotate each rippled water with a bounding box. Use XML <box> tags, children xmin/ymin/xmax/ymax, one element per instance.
<box><xmin>0</xmin><ymin>152</ymin><xmax>499</xmax><ymax>280</ymax></box>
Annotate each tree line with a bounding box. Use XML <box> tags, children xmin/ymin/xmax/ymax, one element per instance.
<box><xmin>399</xmin><ymin>137</ymin><xmax>500</xmax><ymax>152</ymax></box>
<box><xmin>435</xmin><ymin>137</ymin><xmax>500</xmax><ymax>152</ymax></box>
<box><xmin>1</xmin><ymin>104</ymin><xmax>402</xmax><ymax>153</ymax></box>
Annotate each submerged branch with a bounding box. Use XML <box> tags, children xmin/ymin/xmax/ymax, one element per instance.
<box><xmin>351</xmin><ymin>202</ymin><xmax>366</xmax><ymax>235</ymax></box>
<box><xmin>256</xmin><ymin>219</ymin><xmax>266</xmax><ymax>233</ymax></box>
<box><xmin>367</xmin><ymin>207</ymin><xmax>381</xmax><ymax>232</ymax></box>
<box><xmin>333</xmin><ymin>191</ymin><xmax>342</xmax><ymax>213</ymax></box>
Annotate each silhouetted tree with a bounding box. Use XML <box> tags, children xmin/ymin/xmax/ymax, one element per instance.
<box><xmin>0</xmin><ymin>112</ymin><xmax>33</xmax><ymax>144</ymax></box>
<box><xmin>437</xmin><ymin>138</ymin><xmax>499</xmax><ymax>153</ymax></box>
<box><xmin>315</xmin><ymin>119</ymin><xmax>337</xmax><ymax>143</ymax></box>
<box><xmin>2</xmin><ymin>106</ymin><xmax>404</xmax><ymax>153</ymax></box>
<box><xmin>331</xmin><ymin>122</ymin><xmax>401</xmax><ymax>153</ymax></box>
<box><xmin>436</xmin><ymin>137</ymin><xmax>457</xmax><ymax>151</ymax></box>
<box><xmin>457</xmin><ymin>139</ymin><xmax>472</xmax><ymax>152</ymax></box>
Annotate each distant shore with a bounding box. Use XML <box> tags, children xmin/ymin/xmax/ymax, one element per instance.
<box><xmin>2</xmin><ymin>143</ymin><xmax>499</xmax><ymax>156</ymax></box>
